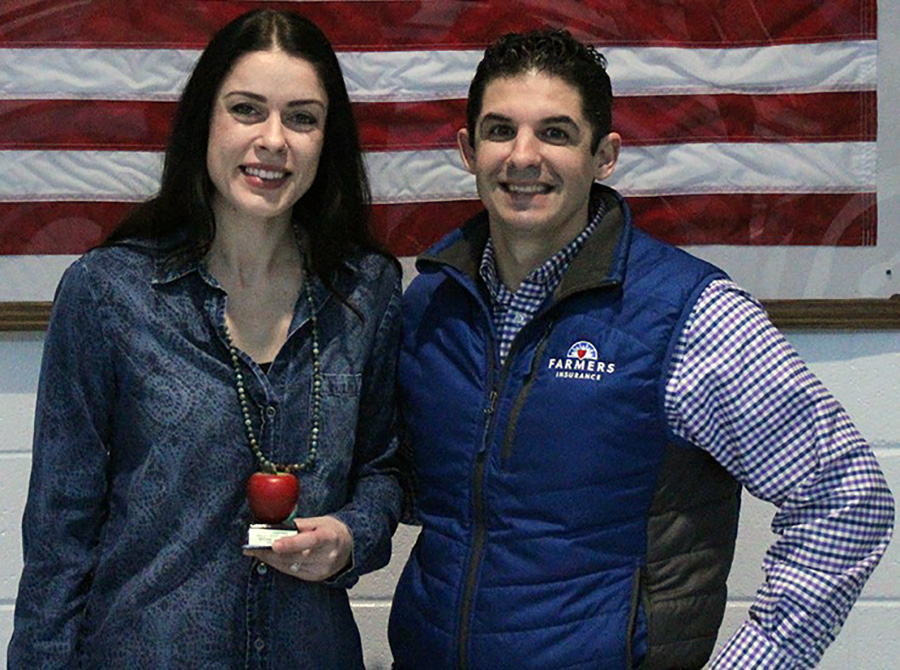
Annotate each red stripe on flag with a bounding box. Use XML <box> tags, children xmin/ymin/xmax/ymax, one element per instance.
<box><xmin>0</xmin><ymin>92</ymin><xmax>876</xmax><ymax>152</ymax></box>
<box><xmin>0</xmin><ymin>100</ymin><xmax>174</xmax><ymax>151</ymax></box>
<box><xmin>616</xmin><ymin>91</ymin><xmax>877</xmax><ymax>145</ymax></box>
<box><xmin>355</xmin><ymin>100</ymin><xmax>468</xmax><ymax>152</ymax></box>
<box><xmin>0</xmin><ymin>202</ymin><xmax>130</xmax><ymax>254</ymax></box>
<box><xmin>0</xmin><ymin>0</ymin><xmax>876</xmax><ymax>49</ymax></box>
<box><xmin>628</xmin><ymin>192</ymin><xmax>877</xmax><ymax>246</ymax></box>
<box><xmin>0</xmin><ymin>200</ymin><xmax>476</xmax><ymax>257</ymax></box>
<box><xmin>371</xmin><ymin>201</ymin><xmax>484</xmax><ymax>257</ymax></box>
<box><xmin>0</xmin><ymin>194</ymin><xmax>876</xmax><ymax>257</ymax></box>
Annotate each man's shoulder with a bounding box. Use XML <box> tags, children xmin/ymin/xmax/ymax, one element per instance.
<box><xmin>627</xmin><ymin>226</ymin><xmax>727</xmax><ymax>283</ymax></box>
<box><xmin>402</xmin><ymin>261</ymin><xmax>447</xmax><ymax>304</ymax></box>
<box><xmin>420</xmin><ymin>211</ymin><xmax>490</xmax><ymax>262</ymax></box>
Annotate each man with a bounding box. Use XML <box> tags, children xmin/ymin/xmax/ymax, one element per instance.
<box><xmin>389</xmin><ymin>29</ymin><xmax>894</xmax><ymax>669</ymax></box>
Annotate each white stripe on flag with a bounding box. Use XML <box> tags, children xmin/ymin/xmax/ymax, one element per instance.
<box><xmin>364</xmin><ymin>150</ymin><xmax>475</xmax><ymax>203</ymax></box>
<box><xmin>0</xmin><ymin>40</ymin><xmax>876</xmax><ymax>102</ymax></box>
<box><xmin>0</xmin><ymin>142</ymin><xmax>876</xmax><ymax>203</ymax></box>
<box><xmin>0</xmin><ymin>151</ymin><xmax>164</xmax><ymax>201</ymax></box>
<box><xmin>604</xmin><ymin>41</ymin><xmax>877</xmax><ymax>95</ymax></box>
<box><xmin>0</xmin><ymin>49</ymin><xmax>198</xmax><ymax>101</ymax></box>
<box><xmin>610</xmin><ymin>142</ymin><xmax>877</xmax><ymax>195</ymax></box>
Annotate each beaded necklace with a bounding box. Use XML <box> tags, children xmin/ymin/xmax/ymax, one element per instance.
<box><xmin>223</xmin><ymin>265</ymin><xmax>321</xmax><ymax>474</ymax></box>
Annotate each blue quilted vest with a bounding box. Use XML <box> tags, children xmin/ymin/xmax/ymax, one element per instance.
<box><xmin>391</xmin><ymin>186</ymin><xmax>741</xmax><ymax>669</ymax></box>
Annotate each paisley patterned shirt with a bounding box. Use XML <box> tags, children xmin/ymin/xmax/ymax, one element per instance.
<box><xmin>9</xmin><ymin>239</ymin><xmax>403</xmax><ymax>669</ymax></box>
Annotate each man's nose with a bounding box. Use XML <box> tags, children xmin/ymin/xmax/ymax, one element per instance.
<box><xmin>508</xmin><ymin>130</ymin><xmax>541</xmax><ymax>168</ymax></box>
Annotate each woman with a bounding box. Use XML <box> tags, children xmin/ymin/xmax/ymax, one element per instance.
<box><xmin>8</xmin><ymin>9</ymin><xmax>401</xmax><ymax>669</ymax></box>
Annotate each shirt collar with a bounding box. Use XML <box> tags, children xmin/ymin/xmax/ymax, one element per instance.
<box><xmin>152</xmin><ymin>245</ymin><xmax>205</xmax><ymax>285</ymax></box>
<box><xmin>479</xmin><ymin>197</ymin><xmax>608</xmax><ymax>301</ymax></box>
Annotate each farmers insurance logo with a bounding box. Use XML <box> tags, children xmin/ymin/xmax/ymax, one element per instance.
<box><xmin>547</xmin><ymin>340</ymin><xmax>616</xmax><ymax>382</ymax></box>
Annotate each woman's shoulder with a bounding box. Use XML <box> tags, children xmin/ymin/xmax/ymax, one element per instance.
<box><xmin>342</xmin><ymin>246</ymin><xmax>402</xmax><ymax>286</ymax></box>
<box><xmin>45</xmin><ymin>242</ymin><xmax>161</xmax><ymax>334</ymax></box>
<box><xmin>72</xmin><ymin>240</ymin><xmax>156</xmax><ymax>278</ymax></box>
<box><xmin>63</xmin><ymin>237</ymin><xmax>185</xmax><ymax>299</ymax></box>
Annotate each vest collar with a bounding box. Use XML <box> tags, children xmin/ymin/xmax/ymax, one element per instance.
<box><xmin>419</xmin><ymin>184</ymin><xmax>630</xmax><ymax>298</ymax></box>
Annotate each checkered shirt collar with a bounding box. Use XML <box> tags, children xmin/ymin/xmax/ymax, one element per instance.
<box><xmin>479</xmin><ymin>200</ymin><xmax>607</xmax><ymax>306</ymax></box>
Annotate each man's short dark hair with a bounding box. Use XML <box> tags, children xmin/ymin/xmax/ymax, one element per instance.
<box><xmin>466</xmin><ymin>29</ymin><xmax>613</xmax><ymax>153</ymax></box>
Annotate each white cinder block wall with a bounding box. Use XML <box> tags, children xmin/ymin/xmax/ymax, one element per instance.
<box><xmin>3</xmin><ymin>2</ymin><xmax>900</xmax><ymax>667</ymax></box>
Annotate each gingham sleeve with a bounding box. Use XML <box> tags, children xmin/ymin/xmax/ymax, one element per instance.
<box><xmin>665</xmin><ymin>279</ymin><xmax>894</xmax><ymax>669</ymax></box>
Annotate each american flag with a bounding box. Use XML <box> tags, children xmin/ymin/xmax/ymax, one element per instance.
<box><xmin>0</xmin><ymin>0</ymin><xmax>878</xmax><ymax>302</ymax></box>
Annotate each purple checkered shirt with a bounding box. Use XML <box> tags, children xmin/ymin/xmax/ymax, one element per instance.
<box><xmin>668</xmin><ymin>279</ymin><xmax>893</xmax><ymax>668</ymax></box>
<box><xmin>481</xmin><ymin>236</ymin><xmax>894</xmax><ymax>667</ymax></box>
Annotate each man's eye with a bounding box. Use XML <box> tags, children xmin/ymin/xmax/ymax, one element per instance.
<box><xmin>485</xmin><ymin>125</ymin><xmax>514</xmax><ymax>140</ymax></box>
<box><xmin>543</xmin><ymin>127</ymin><xmax>570</xmax><ymax>142</ymax></box>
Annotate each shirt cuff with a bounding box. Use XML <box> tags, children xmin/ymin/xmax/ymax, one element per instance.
<box><xmin>323</xmin><ymin>519</ymin><xmax>359</xmax><ymax>589</ymax></box>
<box><xmin>708</xmin><ymin>620</ymin><xmax>799</xmax><ymax>670</ymax></box>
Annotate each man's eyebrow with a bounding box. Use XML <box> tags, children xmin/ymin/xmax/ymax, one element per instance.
<box><xmin>543</xmin><ymin>115</ymin><xmax>579</xmax><ymax>126</ymax></box>
<box><xmin>478</xmin><ymin>112</ymin><xmax>580</xmax><ymax>126</ymax></box>
<box><xmin>479</xmin><ymin>112</ymin><xmax>512</xmax><ymax>125</ymax></box>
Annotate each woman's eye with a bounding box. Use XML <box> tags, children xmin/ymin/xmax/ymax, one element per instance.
<box><xmin>286</xmin><ymin>112</ymin><xmax>318</xmax><ymax>128</ymax></box>
<box><xmin>230</xmin><ymin>102</ymin><xmax>260</xmax><ymax>118</ymax></box>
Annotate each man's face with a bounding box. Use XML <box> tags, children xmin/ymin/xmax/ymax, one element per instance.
<box><xmin>458</xmin><ymin>72</ymin><xmax>619</xmax><ymax>255</ymax></box>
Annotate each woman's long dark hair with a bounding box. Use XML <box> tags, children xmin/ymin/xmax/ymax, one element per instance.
<box><xmin>105</xmin><ymin>9</ymin><xmax>376</xmax><ymax>280</ymax></box>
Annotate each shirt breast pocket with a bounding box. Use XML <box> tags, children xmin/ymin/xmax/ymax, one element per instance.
<box><xmin>321</xmin><ymin>372</ymin><xmax>361</xmax><ymax>397</ymax></box>
<box><xmin>317</xmin><ymin>373</ymin><xmax>362</xmax><ymax>456</ymax></box>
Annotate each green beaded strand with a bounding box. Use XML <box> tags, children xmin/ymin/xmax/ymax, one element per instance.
<box><xmin>224</xmin><ymin>268</ymin><xmax>321</xmax><ymax>474</ymax></box>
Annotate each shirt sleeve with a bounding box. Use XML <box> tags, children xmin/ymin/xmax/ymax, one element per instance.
<box><xmin>328</xmin><ymin>264</ymin><xmax>404</xmax><ymax>589</ymax></box>
<box><xmin>8</xmin><ymin>259</ymin><xmax>116</xmax><ymax>669</ymax></box>
<box><xmin>665</xmin><ymin>279</ymin><xmax>895</xmax><ymax>669</ymax></box>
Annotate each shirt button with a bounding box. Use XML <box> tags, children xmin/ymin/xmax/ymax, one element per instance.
<box><xmin>256</xmin><ymin>563</ymin><xmax>268</xmax><ymax>575</ymax></box>
<box><xmin>513</xmin><ymin>313</ymin><xmax>527</xmax><ymax>325</ymax></box>
<box><xmin>266</xmin><ymin>406</ymin><xmax>276</xmax><ymax>418</ymax></box>
<box><xmin>254</xmin><ymin>638</ymin><xmax>265</xmax><ymax>651</ymax></box>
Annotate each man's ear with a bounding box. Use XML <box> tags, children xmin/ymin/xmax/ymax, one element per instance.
<box><xmin>594</xmin><ymin>132</ymin><xmax>621</xmax><ymax>181</ymax></box>
<box><xmin>457</xmin><ymin>128</ymin><xmax>477</xmax><ymax>175</ymax></box>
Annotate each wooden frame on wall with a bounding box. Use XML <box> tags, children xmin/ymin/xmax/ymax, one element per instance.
<box><xmin>2</xmin><ymin>298</ymin><xmax>900</xmax><ymax>332</ymax></box>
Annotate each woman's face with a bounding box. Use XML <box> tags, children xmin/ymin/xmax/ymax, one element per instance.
<box><xmin>207</xmin><ymin>49</ymin><xmax>328</xmax><ymax>226</ymax></box>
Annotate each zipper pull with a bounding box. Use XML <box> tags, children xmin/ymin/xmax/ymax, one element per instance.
<box><xmin>483</xmin><ymin>390</ymin><xmax>498</xmax><ymax>416</ymax></box>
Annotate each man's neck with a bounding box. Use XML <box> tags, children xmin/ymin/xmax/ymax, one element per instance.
<box><xmin>490</xmin><ymin>235</ymin><xmax>551</xmax><ymax>291</ymax></box>
<box><xmin>489</xmin><ymin>219</ymin><xmax>588</xmax><ymax>292</ymax></box>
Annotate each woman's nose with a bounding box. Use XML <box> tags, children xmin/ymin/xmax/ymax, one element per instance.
<box><xmin>259</xmin><ymin>117</ymin><xmax>287</xmax><ymax>153</ymax></box>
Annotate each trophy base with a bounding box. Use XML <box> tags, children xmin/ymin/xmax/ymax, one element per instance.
<box><xmin>243</xmin><ymin>523</ymin><xmax>298</xmax><ymax>549</ymax></box>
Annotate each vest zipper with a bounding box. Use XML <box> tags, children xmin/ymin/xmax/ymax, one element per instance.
<box><xmin>456</xmin><ymin>387</ymin><xmax>497</xmax><ymax>670</ymax></box>
<box><xmin>502</xmin><ymin>320</ymin><xmax>555</xmax><ymax>461</ymax></box>
<box><xmin>625</xmin><ymin>562</ymin><xmax>642</xmax><ymax>668</ymax></box>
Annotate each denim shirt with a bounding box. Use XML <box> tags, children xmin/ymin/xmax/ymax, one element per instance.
<box><xmin>9</xmin><ymin>239</ymin><xmax>403</xmax><ymax>669</ymax></box>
